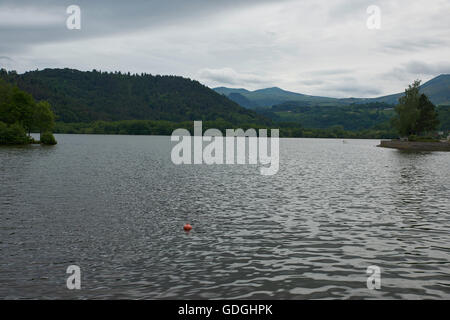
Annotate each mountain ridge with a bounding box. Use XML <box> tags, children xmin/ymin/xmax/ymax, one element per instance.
<box><xmin>214</xmin><ymin>74</ymin><xmax>450</xmax><ymax>108</ymax></box>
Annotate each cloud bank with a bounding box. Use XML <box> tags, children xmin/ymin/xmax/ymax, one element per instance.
<box><xmin>0</xmin><ymin>0</ymin><xmax>449</xmax><ymax>98</ymax></box>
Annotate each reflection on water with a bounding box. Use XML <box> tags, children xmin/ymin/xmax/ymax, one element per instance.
<box><xmin>0</xmin><ymin>135</ymin><xmax>449</xmax><ymax>299</ymax></box>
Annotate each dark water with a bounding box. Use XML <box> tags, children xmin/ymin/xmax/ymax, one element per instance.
<box><xmin>1</xmin><ymin>134</ymin><xmax>449</xmax><ymax>299</ymax></box>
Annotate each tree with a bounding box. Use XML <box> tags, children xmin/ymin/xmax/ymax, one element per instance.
<box><xmin>0</xmin><ymin>86</ymin><xmax>36</xmax><ymax>133</ymax></box>
<box><xmin>416</xmin><ymin>94</ymin><xmax>439</xmax><ymax>133</ymax></box>
<box><xmin>12</xmin><ymin>87</ymin><xmax>36</xmax><ymax>134</ymax></box>
<box><xmin>391</xmin><ymin>80</ymin><xmax>440</xmax><ymax>137</ymax></box>
<box><xmin>0</xmin><ymin>121</ymin><xmax>29</xmax><ymax>145</ymax></box>
<box><xmin>33</xmin><ymin>101</ymin><xmax>55</xmax><ymax>137</ymax></box>
<box><xmin>0</xmin><ymin>79</ymin><xmax>57</xmax><ymax>144</ymax></box>
<box><xmin>391</xmin><ymin>80</ymin><xmax>421</xmax><ymax>136</ymax></box>
<box><xmin>40</xmin><ymin>131</ymin><xmax>57</xmax><ymax>145</ymax></box>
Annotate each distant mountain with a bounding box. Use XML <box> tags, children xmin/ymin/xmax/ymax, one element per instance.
<box><xmin>228</xmin><ymin>92</ymin><xmax>257</xmax><ymax>109</ymax></box>
<box><xmin>214</xmin><ymin>86</ymin><xmax>343</xmax><ymax>109</ymax></box>
<box><xmin>214</xmin><ymin>74</ymin><xmax>450</xmax><ymax>108</ymax></box>
<box><xmin>367</xmin><ymin>74</ymin><xmax>450</xmax><ymax>105</ymax></box>
<box><xmin>214</xmin><ymin>87</ymin><xmax>250</xmax><ymax>96</ymax></box>
<box><xmin>0</xmin><ymin>68</ymin><xmax>270</xmax><ymax>125</ymax></box>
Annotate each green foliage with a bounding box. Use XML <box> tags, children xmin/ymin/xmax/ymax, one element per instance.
<box><xmin>391</xmin><ymin>80</ymin><xmax>440</xmax><ymax>136</ymax></box>
<box><xmin>40</xmin><ymin>132</ymin><xmax>57</xmax><ymax>145</ymax></box>
<box><xmin>258</xmin><ymin>102</ymin><xmax>394</xmax><ymax>131</ymax></box>
<box><xmin>34</xmin><ymin>101</ymin><xmax>55</xmax><ymax>133</ymax></box>
<box><xmin>53</xmin><ymin>119</ymin><xmax>397</xmax><ymax>139</ymax></box>
<box><xmin>0</xmin><ymin>79</ymin><xmax>35</xmax><ymax>133</ymax></box>
<box><xmin>0</xmin><ymin>121</ymin><xmax>29</xmax><ymax>145</ymax></box>
<box><xmin>416</xmin><ymin>94</ymin><xmax>439</xmax><ymax>133</ymax></box>
<box><xmin>391</xmin><ymin>80</ymin><xmax>421</xmax><ymax>136</ymax></box>
<box><xmin>0</xmin><ymin>68</ymin><xmax>270</xmax><ymax>126</ymax></box>
<box><xmin>408</xmin><ymin>134</ymin><xmax>439</xmax><ymax>142</ymax></box>
<box><xmin>0</xmin><ymin>78</ymin><xmax>56</xmax><ymax>145</ymax></box>
<box><xmin>11</xmin><ymin>87</ymin><xmax>35</xmax><ymax>133</ymax></box>
<box><xmin>437</xmin><ymin>105</ymin><xmax>450</xmax><ymax>130</ymax></box>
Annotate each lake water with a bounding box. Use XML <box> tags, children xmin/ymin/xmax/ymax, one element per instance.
<box><xmin>1</xmin><ymin>134</ymin><xmax>449</xmax><ymax>299</ymax></box>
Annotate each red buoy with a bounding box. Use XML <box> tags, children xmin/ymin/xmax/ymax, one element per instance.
<box><xmin>183</xmin><ymin>223</ymin><xmax>193</xmax><ymax>231</ymax></box>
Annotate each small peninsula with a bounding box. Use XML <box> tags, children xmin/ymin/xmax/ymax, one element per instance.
<box><xmin>0</xmin><ymin>79</ymin><xmax>57</xmax><ymax>145</ymax></box>
<box><xmin>378</xmin><ymin>80</ymin><xmax>449</xmax><ymax>151</ymax></box>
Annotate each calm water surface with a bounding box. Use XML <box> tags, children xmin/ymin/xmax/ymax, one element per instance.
<box><xmin>1</xmin><ymin>135</ymin><xmax>449</xmax><ymax>299</ymax></box>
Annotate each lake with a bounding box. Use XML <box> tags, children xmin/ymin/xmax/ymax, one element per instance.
<box><xmin>1</xmin><ymin>134</ymin><xmax>449</xmax><ymax>299</ymax></box>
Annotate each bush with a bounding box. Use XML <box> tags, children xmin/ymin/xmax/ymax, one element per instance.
<box><xmin>408</xmin><ymin>134</ymin><xmax>439</xmax><ymax>142</ymax></box>
<box><xmin>40</xmin><ymin>132</ymin><xmax>57</xmax><ymax>145</ymax></box>
<box><xmin>0</xmin><ymin>121</ymin><xmax>29</xmax><ymax>145</ymax></box>
<box><xmin>28</xmin><ymin>136</ymin><xmax>39</xmax><ymax>144</ymax></box>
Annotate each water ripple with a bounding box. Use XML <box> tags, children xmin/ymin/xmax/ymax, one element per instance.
<box><xmin>0</xmin><ymin>135</ymin><xmax>449</xmax><ymax>299</ymax></box>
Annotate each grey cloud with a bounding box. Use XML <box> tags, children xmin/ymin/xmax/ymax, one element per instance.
<box><xmin>403</xmin><ymin>61</ymin><xmax>450</xmax><ymax>75</ymax></box>
<box><xmin>300</xmin><ymin>79</ymin><xmax>324</xmax><ymax>86</ymax></box>
<box><xmin>326</xmin><ymin>0</ymin><xmax>373</xmax><ymax>22</ymax></box>
<box><xmin>306</xmin><ymin>68</ymin><xmax>354</xmax><ymax>76</ymax></box>
<box><xmin>197</xmin><ymin>68</ymin><xmax>269</xmax><ymax>87</ymax></box>
<box><xmin>0</xmin><ymin>0</ymin><xmax>285</xmax><ymax>53</ymax></box>
<box><xmin>382</xmin><ymin>61</ymin><xmax>450</xmax><ymax>82</ymax></box>
<box><xmin>382</xmin><ymin>38</ymin><xmax>449</xmax><ymax>53</ymax></box>
<box><xmin>380</xmin><ymin>67</ymin><xmax>411</xmax><ymax>81</ymax></box>
<box><xmin>326</xmin><ymin>83</ymin><xmax>382</xmax><ymax>97</ymax></box>
<box><xmin>0</xmin><ymin>0</ymin><xmax>449</xmax><ymax>98</ymax></box>
<box><xmin>0</xmin><ymin>55</ymin><xmax>16</xmax><ymax>70</ymax></box>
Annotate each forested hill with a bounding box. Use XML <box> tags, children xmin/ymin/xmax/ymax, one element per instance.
<box><xmin>0</xmin><ymin>68</ymin><xmax>270</xmax><ymax>125</ymax></box>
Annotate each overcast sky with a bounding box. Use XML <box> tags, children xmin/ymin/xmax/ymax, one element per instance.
<box><xmin>0</xmin><ymin>0</ymin><xmax>449</xmax><ymax>97</ymax></box>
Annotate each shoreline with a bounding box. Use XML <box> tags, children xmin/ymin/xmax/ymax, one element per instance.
<box><xmin>51</xmin><ymin>133</ymin><xmax>383</xmax><ymax>140</ymax></box>
<box><xmin>378</xmin><ymin>140</ymin><xmax>450</xmax><ymax>151</ymax></box>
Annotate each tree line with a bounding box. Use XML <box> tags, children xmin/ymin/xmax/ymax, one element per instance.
<box><xmin>53</xmin><ymin>119</ymin><xmax>397</xmax><ymax>139</ymax></box>
<box><xmin>0</xmin><ymin>68</ymin><xmax>269</xmax><ymax>125</ymax></box>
